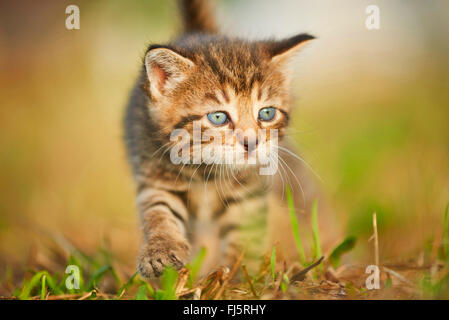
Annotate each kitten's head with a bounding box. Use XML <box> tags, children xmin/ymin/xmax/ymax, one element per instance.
<box><xmin>143</xmin><ymin>34</ymin><xmax>313</xmax><ymax>170</ymax></box>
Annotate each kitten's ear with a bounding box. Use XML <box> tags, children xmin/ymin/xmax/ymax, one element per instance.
<box><xmin>267</xmin><ymin>33</ymin><xmax>315</xmax><ymax>64</ymax></box>
<box><xmin>144</xmin><ymin>47</ymin><xmax>195</xmax><ymax>100</ymax></box>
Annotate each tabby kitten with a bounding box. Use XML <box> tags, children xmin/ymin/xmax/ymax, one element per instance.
<box><xmin>124</xmin><ymin>0</ymin><xmax>319</xmax><ymax>278</ymax></box>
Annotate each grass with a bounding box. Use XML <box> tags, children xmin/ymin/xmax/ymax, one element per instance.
<box><xmin>328</xmin><ymin>236</ymin><xmax>357</xmax><ymax>269</ymax></box>
<box><xmin>19</xmin><ymin>271</ymin><xmax>50</xmax><ymax>300</ymax></box>
<box><xmin>311</xmin><ymin>199</ymin><xmax>322</xmax><ymax>271</ymax></box>
<box><xmin>270</xmin><ymin>246</ymin><xmax>276</xmax><ymax>281</ymax></box>
<box><xmin>444</xmin><ymin>203</ymin><xmax>449</xmax><ymax>263</ymax></box>
<box><xmin>286</xmin><ymin>185</ymin><xmax>306</xmax><ymax>265</ymax></box>
<box><xmin>186</xmin><ymin>247</ymin><xmax>207</xmax><ymax>286</ymax></box>
<box><xmin>3</xmin><ymin>189</ymin><xmax>448</xmax><ymax>300</ymax></box>
<box><xmin>285</xmin><ymin>184</ymin><xmax>324</xmax><ymax>272</ymax></box>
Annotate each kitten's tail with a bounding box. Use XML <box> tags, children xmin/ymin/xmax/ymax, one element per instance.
<box><xmin>179</xmin><ymin>0</ymin><xmax>217</xmax><ymax>34</ymax></box>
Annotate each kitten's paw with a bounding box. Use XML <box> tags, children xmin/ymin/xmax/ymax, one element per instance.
<box><xmin>138</xmin><ymin>236</ymin><xmax>190</xmax><ymax>278</ymax></box>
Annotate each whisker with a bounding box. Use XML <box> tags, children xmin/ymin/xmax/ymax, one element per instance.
<box><xmin>284</xmin><ymin>128</ymin><xmax>318</xmax><ymax>136</ymax></box>
<box><xmin>150</xmin><ymin>141</ymin><xmax>171</xmax><ymax>158</ymax></box>
<box><xmin>187</xmin><ymin>163</ymin><xmax>202</xmax><ymax>192</ymax></box>
<box><xmin>278</xmin><ymin>154</ymin><xmax>306</xmax><ymax>203</ymax></box>
<box><xmin>157</xmin><ymin>144</ymin><xmax>173</xmax><ymax>163</ymax></box>
<box><xmin>175</xmin><ymin>162</ymin><xmax>187</xmax><ymax>184</ymax></box>
<box><xmin>214</xmin><ymin>163</ymin><xmax>227</xmax><ymax>208</ymax></box>
<box><xmin>224</xmin><ymin>164</ymin><xmax>239</xmax><ymax>203</ymax></box>
<box><xmin>274</xmin><ymin>145</ymin><xmax>323</xmax><ymax>183</ymax></box>
<box><xmin>219</xmin><ymin>164</ymin><xmax>230</xmax><ymax>207</ymax></box>
<box><xmin>229</xmin><ymin>165</ymin><xmax>250</xmax><ymax>194</ymax></box>
<box><xmin>204</xmin><ymin>152</ymin><xmax>220</xmax><ymax>192</ymax></box>
<box><xmin>271</xmin><ymin>153</ymin><xmax>286</xmax><ymax>201</ymax></box>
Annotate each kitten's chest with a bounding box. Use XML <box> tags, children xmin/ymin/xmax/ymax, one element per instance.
<box><xmin>185</xmin><ymin>181</ymin><xmax>224</xmax><ymax>221</ymax></box>
<box><xmin>183</xmin><ymin>169</ymin><xmax>266</xmax><ymax>220</ymax></box>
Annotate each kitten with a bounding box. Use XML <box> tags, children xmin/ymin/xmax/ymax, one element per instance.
<box><xmin>124</xmin><ymin>0</ymin><xmax>333</xmax><ymax>278</ymax></box>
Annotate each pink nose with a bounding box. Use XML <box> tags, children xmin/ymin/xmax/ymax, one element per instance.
<box><xmin>236</xmin><ymin>134</ymin><xmax>258</xmax><ymax>153</ymax></box>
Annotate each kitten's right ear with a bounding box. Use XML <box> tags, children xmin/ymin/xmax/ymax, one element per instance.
<box><xmin>144</xmin><ymin>47</ymin><xmax>195</xmax><ymax>100</ymax></box>
<box><xmin>266</xmin><ymin>33</ymin><xmax>315</xmax><ymax>64</ymax></box>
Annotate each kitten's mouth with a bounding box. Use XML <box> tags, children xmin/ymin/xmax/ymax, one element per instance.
<box><xmin>244</xmin><ymin>150</ymin><xmax>257</xmax><ymax>161</ymax></box>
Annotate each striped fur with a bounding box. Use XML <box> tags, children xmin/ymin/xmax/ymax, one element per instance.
<box><xmin>124</xmin><ymin>0</ymin><xmax>320</xmax><ymax>278</ymax></box>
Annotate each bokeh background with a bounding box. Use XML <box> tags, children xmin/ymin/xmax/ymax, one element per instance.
<box><xmin>1</xmin><ymin>0</ymin><xmax>448</xmax><ymax>281</ymax></box>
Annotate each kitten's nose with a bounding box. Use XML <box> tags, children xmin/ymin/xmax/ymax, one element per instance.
<box><xmin>238</xmin><ymin>136</ymin><xmax>258</xmax><ymax>153</ymax></box>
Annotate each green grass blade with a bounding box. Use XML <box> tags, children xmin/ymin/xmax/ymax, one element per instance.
<box><xmin>40</xmin><ymin>274</ymin><xmax>47</xmax><ymax>300</ymax></box>
<box><xmin>145</xmin><ymin>281</ymin><xmax>155</xmax><ymax>297</ymax></box>
<box><xmin>154</xmin><ymin>267</ymin><xmax>178</xmax><ymax>300</ymax></box>
<box><xmin>18</xmin><ymin>271</ymin><xmax>48</xmax><ymax>300</ymax></box>
<box><xmin>329</xmin><ymin>236</ymin><xmax>357</xmax><ymax>268</ymax></box>
<box><xmin>444</xmin><ymin>203</ymin><xmax>449</xmax><ymax>262</ymax></box>
<box><xmin>109</xmin><ymin>266</ymin><xmax>122</xmax><ymax>289</ymax></box>
<box><xmin>270</xmin><ymin>245</ymin><xmax>276</xmax><ymax>280</ymax></box>
<box><xmin>280</xmin><ymin>274</ymin><xmax>289</xmax><ymax>293</ymax></box>
<box><xmin>86</xmin><ymin>265</ymin><xmax>111</xmax><ymax>291</ymax></box>
<box><xmin>43</xmin><ymin>273</ymin><xmax>61</xmax><ymax>296</ymax></box>
<box><xmin>135</xmin><ymin>285</ymin><xmax>149</xmax><ymax>300</ymax></box>
<box><xmin>117</xmin><ymin>271</ymin><xmax>138</xmax><ymax>298</ymax></box>
<box><xmin>311</xmin><ymin>199</ymin><xmax>322</xmax><ymax>266</ymax></box>
<box><xmin>44</xmin><ymin>273</ymin><xmax>57</xmax><ymax>291</ymax></box>
<box><xmin>186</xmin><ymin>247</ymin><xmax>207</xmax><ymax>286</ymax></box>
<box><xmin>286</xmin><ymin>184</ymin><xmax>306</xmax><ymax>264</ymax></box>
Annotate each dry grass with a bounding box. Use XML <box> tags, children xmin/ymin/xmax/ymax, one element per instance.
<box><xmin>1</xmin><ymin>204</ymin><xmax>448</xmax><ymax>300</ymax></box>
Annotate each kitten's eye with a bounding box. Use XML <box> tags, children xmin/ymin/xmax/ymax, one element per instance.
<box><xmin>207</xmin><ymin>111</ymin><xmax>228</xmax><ymax>125</ymax></box>
<box><xmin>258</xmin><ymin>107</ymin><xmax>276</xmax><ymax>121</ymax></box>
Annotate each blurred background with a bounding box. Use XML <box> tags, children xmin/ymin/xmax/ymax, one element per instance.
<box><xmin>1</xmin><ymin>0</ymin><xmax>448</xmax><ymax>280</ymax></box>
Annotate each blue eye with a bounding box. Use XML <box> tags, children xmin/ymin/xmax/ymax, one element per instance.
<box><xmin>258</xmin><ymin>107</ymin><xmax>276</xmax><ymax>121</ymax></box>
<box><xmin>207</xmin><ymin>112</ymin><xmax>228</xmax><ymax>125</ymax></box>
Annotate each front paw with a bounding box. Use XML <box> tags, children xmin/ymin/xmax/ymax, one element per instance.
<box><xmin>138</xmin><ymin>235</ymin><xmax>190</xmax><ymax>278</ymax></box>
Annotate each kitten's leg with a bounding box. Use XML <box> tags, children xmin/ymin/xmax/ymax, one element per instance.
<box><xmin>219</xmin><ymin>223</ymin><xmax>241</xmax><ymax>267</ymax></box>
<box><xmin>136</xmin><ymin>188</ymin><xmax>190</xmax><ymax>278</ymax></box>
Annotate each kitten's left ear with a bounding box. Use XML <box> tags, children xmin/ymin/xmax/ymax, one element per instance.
<box><xmin>266</xmin><ymin>33</ymin><xmax>315</xmax><ymax>64</ymax></box>
<box><xmin>144</xmin><ymin>46</ymin><xmax>195</xmax><ymax>100</ymax></box>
